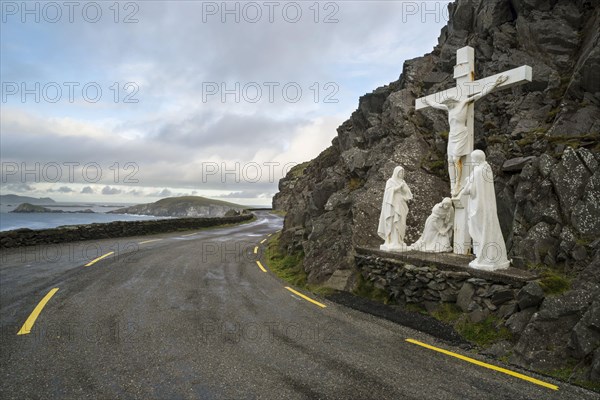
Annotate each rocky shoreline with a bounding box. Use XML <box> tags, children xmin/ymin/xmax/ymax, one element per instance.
<box><xmin>0</xmin><ymin>214</ymin><xmax>254</xmax><ymax>248</ymax></box>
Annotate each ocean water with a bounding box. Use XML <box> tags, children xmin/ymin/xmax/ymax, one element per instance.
<box><xmin>0</xmin><ymin>203</ymin><xmax>168</xmax><ymax>232</ymax></box>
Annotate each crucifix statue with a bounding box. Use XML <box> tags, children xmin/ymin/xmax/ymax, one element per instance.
<box><xmin>415</xmin><ymin>46</ymin><xmax>532</xmax><ymax>255</ymax></box>
<box><xmin>421</xmin><ymin>75</ymin><xmax>508</xmax><ymax>197</ymax></box>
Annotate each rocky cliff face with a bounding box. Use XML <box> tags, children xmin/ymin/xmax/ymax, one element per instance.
<box><xmin>274</xmin><ymin>0</ymin><xmax>599</xmax><ymax>381</ymax></box>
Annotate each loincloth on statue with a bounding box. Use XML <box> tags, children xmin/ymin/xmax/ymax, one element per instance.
<box><xmin>447</xmin><ymin>128</ymin><xmax>473</xmax><ymax>157</ymax></box>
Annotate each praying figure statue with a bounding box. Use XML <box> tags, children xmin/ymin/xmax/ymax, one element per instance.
<box><xmin>410</xmin><ymin>197</ymin><xmax>454</xmax><ymax>253</ymax></box>
<box><xmin>378</xmin><ymin>166</ymin><xmax>413</xmax><ymax>252</ymax></box>
<box><xmin>422</xmin><ymin>75</ymin><xmax>508</xmax><ymax>196</ymax></box>
<box><xmin>459</xmin><ymin>150</ymin><xmax>510</xmax><ymax>270</ymax></box>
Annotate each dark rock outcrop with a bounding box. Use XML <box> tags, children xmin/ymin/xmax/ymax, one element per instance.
<box><xmin>274</xmin><ymin>0</ymin><xmax>600</xmax><ymax>381</ymax></box>
<box><xmin>516</xmin><ymin>282</ymin><xmax>545</xmax><ymax>309</ymax></box>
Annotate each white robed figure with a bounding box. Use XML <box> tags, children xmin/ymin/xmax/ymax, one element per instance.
<box><xmin>410</xmin><ymin>197</ymin><xmax>454</xmax><ymax>253</ymax></box>
<box><xmin>460</xmin><ymin>150</ymin><xmax>510</xmax><ymax>270</ymax></box>
<box><xmin>378</xmin><ymin>166</ymin><xmax>413</xmax><ymax>252</ymax></box>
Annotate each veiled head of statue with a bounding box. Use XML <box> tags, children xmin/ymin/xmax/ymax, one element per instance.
<box><xmin>471</xmin><ymin>149</ymin><xmax>486</xmax><ymax>164</ymax></box>
<box><xmin>393</xmin><ymin>166</ymin><xmax>405</xmax><ymax>180</ymax></box>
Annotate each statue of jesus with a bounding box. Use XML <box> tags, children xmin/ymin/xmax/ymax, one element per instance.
<box><xmin>422</xmin><ymin>75</ymin><xmax>508</xmax><ymax>196</ymax></box>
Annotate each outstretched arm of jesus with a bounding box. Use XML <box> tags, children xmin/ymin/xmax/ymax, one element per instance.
<box><xmin>422</xmin><ymin>96</ymin><xmax>448</xmax><ymax>111</ymax></box>
<box><xmin>467</xmin><ymin>75</ymin><xmax>509</xmax><ymax>103</ymax></box>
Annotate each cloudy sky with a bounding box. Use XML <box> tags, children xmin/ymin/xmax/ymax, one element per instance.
<box><xmin>1</xmin><ymin>1</ymin><xmax>450</xmax><ymax>206</ymax></box>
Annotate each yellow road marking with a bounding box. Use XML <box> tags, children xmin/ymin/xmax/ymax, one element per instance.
<box><xmin>182</xmin><ymin>233</ymin><xmax>197</xmax><ymax>237</ymax></box>
<box><xmin>284</xmin><ymin>287</ymin><xmax>326</xmax><ymax>308</ymax></box>
<box><xmin>139</xmin><ymin>239</ymin><xmax>162</xmax><ymax>244</ymax></box>
<box><xmin>260</xmin><ymin>238</ymin><xmax>267</xmax><ymax>244</ymax></box>
<box><xmin>85</xmin><ymin>251</ymin><xmax>115</xmax><ymax>267</ymax></box>
<box><xmin>267</xmin><ymin>233</ymin><xmax>272</xmax><ymax>237</ymax></box>
<box><xmin>253</xmin><ymin>246</ymin><xmax>259</xmax><ymax>254</ymax></box>
<box><xmin>255</xmin><ymin>261</ymin><xmax>267</xmax><ymax>272</ymax></box>
<box><xmin>17</xmin><ymin>288</ymin><xmax>59</xmax><ymax>335</ymax></box>
<box><xmin>405</xmin><ymin>339</ymin><xmax>559</xmax><ymax>391</ymax></box>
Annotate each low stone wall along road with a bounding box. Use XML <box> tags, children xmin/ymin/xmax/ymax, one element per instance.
<box><xmin>0</xmin><ymin>212</ymin><xmax>595</xmax><ymax>399</ymax></box>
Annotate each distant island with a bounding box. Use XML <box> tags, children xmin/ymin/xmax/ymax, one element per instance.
<box><xmin>108</xmin><ymin>196</ymin><xmax>247</xmax><ymax>217</ymax></box>
<box><xmin>0</xmin><ymin>195</ymin><xmax>56</xmax><ymax>206</ymax></box>
<box><xmin>10</xmin><ymin>203</ymin><xmax>95</xmax><ymax>214</ymax></box>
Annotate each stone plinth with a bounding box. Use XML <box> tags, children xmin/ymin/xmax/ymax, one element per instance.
<box><xmin>355</xmin><ymin>247</ymin><xmax>540</xmax><ymax>323</ymax></box>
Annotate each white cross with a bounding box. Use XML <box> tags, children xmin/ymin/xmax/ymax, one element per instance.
<box><xmin>415</xmin><ymin>46</ymin><xmax>532</xmax><ymax>255</ymax></box>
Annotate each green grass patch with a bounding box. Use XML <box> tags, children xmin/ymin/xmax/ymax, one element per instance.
<box><xmin>429</xmin><ymin>303</ymin><xmax>511</xmax><ymax>347</ymax></box>
<box><xmin>420</xmin><ymin>154</ymin><xmax>447</xmax><ymax>178</ymax></box>
<box><xmin>486</xmin><ymin>135</ymin><xmax>507</xmax><ymax>145</ymax></box>
<box><xmin>288</xmin><ymin>161</ymin><xmax>310</xmax><ymax>178</ymax></box>
<box><xmin>577</xmin><ymin>380</ymin><xmax>600</xmax><ymax>393</ymax></box>
<box><xmin>270</xmin><ymin>209</ymin><xmax>287</xmax><ymax>217</ymax></box>
<box><xmin>547</xmin><ymin>133</ymin><xmax>600</xmax><ymax>151</ymax></box>
<box><xmin>516</xmin><ymin>136</ymin><xmax>536</xmax><ymax>147</ymax></box>
<box><xmin>306</xmin><ymin>285</ymin><xmax>336</xmax><ymax>296</ymax></box>
<box><xmin>405</xmin><ymin>303</ymin><xmax>428</xmax><ymax>315</ymax></box>
<box><xmin>427</xmin><ymin>159</ymin><xmax>446</xmax><ymax>174</ymax></box>
<box><xmin>526</xmin><ymin>263</ymin><xmax>572</xmax><ymax>296</ymax></box>
<box><xmin>575</xmin><ymin>236</ymin><xmax>594</xmax><ymax>246</ymax></box>
<box><xmin>515</xmin><ymin>127</ymin><xmax>548</xmax><ymax>147</ymax></box>
<box><xmin>263</xmin><ymin>233</ymin><xmax>335</xmax><ymax>296</ymax></box>
<box><xmin>539</xmin><ymin>270</ymin><xmax>571</xmax><ymax>295</ymax></box>
<box><xmin>545</xmin><ymin>363</ymin><xmax>578</xmax><ymax>381</ymax></box>
<box><xmin>546</xmin><ymin>107</ymin><xmax>560</xmax><ymax>122</ymax></box>
<box><xmin>352</xmin><ymin>273</ymin><xmax>393</xmax><ymax>304</ymax></box>
<box><xmin>543</xmin><ymin>362</ymin><xmax>600</xmax><ymax>393</ymax></box>
<box><xmin>264</xmin><ymin>232</ymin><xmax>307</xmax><ymax>287</ymax></box>
<box><xmin>431</xmin><ymin>303</ymin><xmax>462</xmax><ymax>323</ymax></box>
<box><xmin>455</xmin><ymin>316</ymin><xmax>512</xmax><ymax>347</ymax></box>
<box><xmin>348</xmin><ymin>177</ymin><xmax>365</xmax><ymax>191</ymax></box>
<box><xmin>498</xmin><ymin>352</ymin><xmax>513</xmax><ymax>365</ymax></box>
<box><xmin>413</xmin><ymin>304</ymin><xmax>512</xmax><ymax>348</ymax></box>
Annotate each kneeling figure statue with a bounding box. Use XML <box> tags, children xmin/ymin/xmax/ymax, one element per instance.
<box><xmin>410</xmin><ymin>197</ymin><xmax>454</xmax><ymax>253</ymax></box>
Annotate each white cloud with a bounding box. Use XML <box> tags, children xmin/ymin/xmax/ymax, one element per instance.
<box><xmin>1</xmin><ymin>1</ymin><xmax>449</xmax><ymax>203</ymax></box>
<box><xmin>102</xmin><ymin>186</ymin><xmax>122</xmax><ymax>195</ymax></box>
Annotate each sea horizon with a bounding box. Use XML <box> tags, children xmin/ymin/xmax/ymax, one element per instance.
<box><xmin>0</xmin><ymin>202</ymin><xmax>167</xmax><ymax>232</ymax></box>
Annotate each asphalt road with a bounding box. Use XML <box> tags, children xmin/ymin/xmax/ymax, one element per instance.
<box><xmin>1</xmin><ymin>212</ymin><xmax>597</xmax><ymax>399</ymax></box>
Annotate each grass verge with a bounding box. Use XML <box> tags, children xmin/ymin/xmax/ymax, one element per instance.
<box><xmin>454</xmin><ymin>315</ymin><xmax>512</xmax><ymax>347</ymax></box>
<box><xmin>430</xmin><ymin>304</ymin><xmax>512</xmax><ymax>347</ymax></box>
<box><xmin>543</xmin><ymin>361</ymin><xmax>600</xmax><ymax>393</ymax></box>
<box><xmin>264</xmin><ymin>232</ymin><xmax>333</xmax><ymax>296</ymax></box>
<box><xmin>527</xmin><ymin>263</ymin><xmax>572</xmax><ymax>296</ymax></box>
